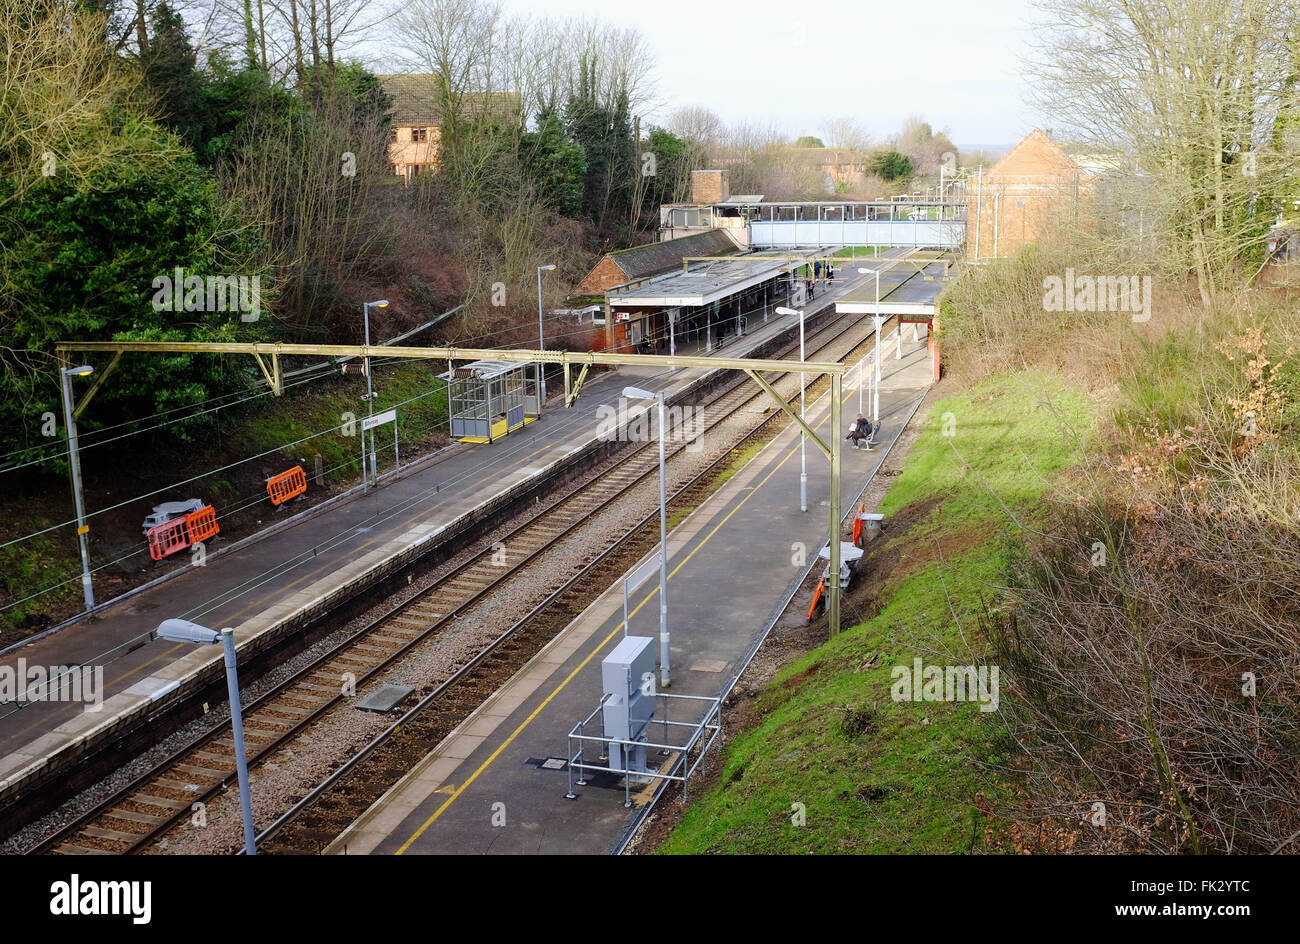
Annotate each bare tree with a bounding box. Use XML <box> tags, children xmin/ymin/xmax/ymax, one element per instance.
<box><xmin>396</xmin><ymin>0</ymin><xmax>502</xmax><ymax>163</ymax></box>
<box><xmin>822</xmin><ymin>116</ymin><xmax>872</xmax><ymax>152</ymax></box>
<box><xmin>1025</xmin><ymin>0</ymin><xmax>1300</xmax><ymax>303</ymax></box>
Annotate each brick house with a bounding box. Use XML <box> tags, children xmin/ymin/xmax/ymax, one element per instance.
<box><xmin>379</xmin><ymin>75</ymin><xmax>520</xmax><ymax>182</ymax></box>
<box><xmin>966</xmin><ymin>129</ymin><xmax>1096</xmax><ymax>259</ymax></box>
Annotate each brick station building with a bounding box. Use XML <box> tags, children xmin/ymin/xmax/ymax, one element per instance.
<box><xmin>966</xmin><ymin>129</ymin><xmax>1097</xmax><ymax>259</ymax></box>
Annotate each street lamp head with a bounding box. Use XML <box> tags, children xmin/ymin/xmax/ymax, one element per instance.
<box><xmin>63</xmin><ymin>366</ymin><xmax>94</xmax><ymax>377</ymax></box>
<box><xmin>539</xmin><ymin>264</ymin><xmax>556</xmax><ymax>272</ymax></box>
<box><xmin>857</xmin><ymin>268</ymin><xmax>875</xmax><ymax>275</ymax></box>
<box><xmin>775</xmin><ymin>306</ymin><xmax>800</xmax><ymax>317</ymax></box>
<box><xmin>366</xmin><ymin>299</ymin><xmax>389</xmax><ymax>308</ymax></box>
<box><xmin>155</xmin><ymin>618</ymin><xmax>221</xmax><ymax>646</ymax></box>
<box><xmin>622</xmin><ymin>386</ymin><xmax>657</xmax><ymax>400</ymax></box>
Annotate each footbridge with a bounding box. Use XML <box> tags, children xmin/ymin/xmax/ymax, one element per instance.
<box><xmin>660</xmin><ymin>199</ymin><xmax>966</xmax><ymax>251</ymax></box>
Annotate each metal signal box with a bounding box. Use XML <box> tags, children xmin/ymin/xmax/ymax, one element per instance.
<box><xmin>602</xmin><ymin>636</ymin><xmax>656</xmax><ymax>743</ymax></box>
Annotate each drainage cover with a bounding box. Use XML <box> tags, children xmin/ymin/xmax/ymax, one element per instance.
<box><xmin>355</xmin><ymin>684</ymin><xmax>415</xmax><ymax>713</ymax></box>
<box><xmin>525</xmin><ymin>757</ymin><xmax>569</xmax><ymax>770</ymax></box>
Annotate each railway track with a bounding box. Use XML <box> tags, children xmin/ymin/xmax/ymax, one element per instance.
<box><xmin>255</xmin><ymin>317</ymin><xmax>896</xmax><ymax>853</ymax></box>
<box><xmin>28</xmin><ymin>298</ymin><xmax>896</xmax><ymax>855</ymax></box>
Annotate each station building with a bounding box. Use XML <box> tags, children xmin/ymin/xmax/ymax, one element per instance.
<box><xmin>965</xmin><ymin>129</ymin><xmax>1097</xmax><ymax>260</ymax></box>
<box><xmin>571</xmin><ymin>228</ymin><xmax>837</xmax><ymax>356</ymax></box>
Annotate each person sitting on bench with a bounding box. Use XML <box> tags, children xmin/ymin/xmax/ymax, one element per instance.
<box><xmin>846</xmin><ymin>413</ymin><xmax>873</xmax><ymax>449</ymax></box>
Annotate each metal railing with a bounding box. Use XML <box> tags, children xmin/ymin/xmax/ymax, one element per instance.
<box><xmin>566</xmin><ymin>691</ymin><xmax>723</xmax><ymax>808</ymax></box>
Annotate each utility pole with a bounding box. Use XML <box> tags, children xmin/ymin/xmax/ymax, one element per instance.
<box><xmin>60</xmin><ymin>365</ymin><xmax>95</xmax><ymax>612</ymax></box>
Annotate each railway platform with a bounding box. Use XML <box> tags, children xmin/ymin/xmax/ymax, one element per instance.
<box><xmin>0</xmin><ymin>255</ymin><xmax>925</xmax><ymax>814</ymax></box>
<box><xmin>330</xmin><ymin>333</ymin><xmax>935</xmax><ymax>854</ymax></box>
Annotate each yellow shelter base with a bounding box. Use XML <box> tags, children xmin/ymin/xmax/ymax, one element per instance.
<box><xmin>457</xmin><ymin>414</ymin><xmax>539</xmax><ymax>444</ymax></box>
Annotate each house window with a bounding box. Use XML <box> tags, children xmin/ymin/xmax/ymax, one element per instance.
<box><xmin>413</xmin><ymin>128</ymin><xmax>428</xmax><ymax>142</ymax></box>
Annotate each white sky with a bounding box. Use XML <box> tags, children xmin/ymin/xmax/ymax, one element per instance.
<box><xmin>313</xmin><ymin>0</ymin><xmax>1043</xmax><ymax>153</ymax></box>
<box><xmin>489</xmin><ymin>0</ymin><xmax>1043</xmax><ymax>152</ymax></box>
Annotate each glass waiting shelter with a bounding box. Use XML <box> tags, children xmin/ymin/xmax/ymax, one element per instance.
<box><xmin>442</xmin><ymin>359</ymin><xmax>542</xmax><ymax>443</ymax></box>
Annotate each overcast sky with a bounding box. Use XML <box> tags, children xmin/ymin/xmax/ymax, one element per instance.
<box><xmin>321</xmin><ymin>0</ymin><xmax>1043</xmax><ymax>153</ymax></box>
<box><xmin>494</xmin><ymin>0</ymin><xmax>1043</xmax><ymax>152</ymax></box>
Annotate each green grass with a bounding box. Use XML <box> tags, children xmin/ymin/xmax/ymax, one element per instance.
<box><xmin>0</xmin><ymin>533</ymin><xmax>72</xmax><ymax>627</ymax></box>
<box><xmin>833</xmin><ymin>246</ymin><xmax>883</xmax><ymax>259</ymax></box>
<box><xmin>657</xmin><ymin>372</ymin><xmax>1094</xmax><ymax>854</ymax></box>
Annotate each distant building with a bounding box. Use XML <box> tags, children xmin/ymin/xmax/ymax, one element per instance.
<box><xmin>659</xmin><ymin>170</ymin><xmax>760</xmax><ymax>243</ymax></box>
<box><xmin>573</xmin><ymin>229</ymin><xmax>744</xmax><ymax>351</ymax></box>
<box><xmin>965</xmin><ymin>129</ymin><xmax>1095</xmax><ymax>259</ymax></box>
<box><xmin>378</xmin><ymin>75</ymin><xmax>520</xmax><ymax>182</ymax></box>
<box><xmin>576</xmin><ymin>229</ymin><xmax>741</xmax><ymax>297</ymax></box>
<box><xmin>792</xmin><ymin>147</ymin><xmax>871</xmax><ymax>195</ymax></box>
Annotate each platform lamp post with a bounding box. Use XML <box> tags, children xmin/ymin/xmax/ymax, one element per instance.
<box><xmin>537</xmin><ymin>264</ymin><xmax>556</xmax><ymax>405</ymax></box>
<box><xmin>362</xmin><ymin>300</ymin><xmax>388</xmax><ymax>486</ymax></box>
<box><xmin>154</xmin><ymin>619</ymin><xmax>255</xmax><ymax>855</ymax></box>
<box><xmin>623</xmin><ymin>386</ymin><xmax>670</xmax><ymax>687</ymax></box>
<box><xmin>774</xmin><ymin>307</ymin><xmax>807</xmax><ymax>512</ymax></box>
<box><xmin>60</xmin><ymin>365</ymin><xmax>95</xmax><ymax>612</ymax></box>
<box><xmin>857</xmin><ymin>269</ymin><xmax>882</xmax><ymax>424</ymax></box>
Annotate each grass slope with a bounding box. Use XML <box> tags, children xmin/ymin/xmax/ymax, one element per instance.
<box><xmin>657</xmin><ymin>372</ymin><xmax>1093</xmax><ymax>854</ymax></box>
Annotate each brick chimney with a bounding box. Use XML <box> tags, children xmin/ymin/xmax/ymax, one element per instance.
<box><xmin>691</xmin><ymin>169</ymin><xmax>729</xmax><ymax>204</ymax></box>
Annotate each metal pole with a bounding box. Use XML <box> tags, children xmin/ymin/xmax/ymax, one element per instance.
<box><xmin>993</xmin><ymin>192</ymin><xmax>1000</xmax><ymax>258</ymax></box>
<box><xmin>858</xmin><ymin>356</ymin><xmax>865</xmax><ymax>416</ymax></box>
<box><xmin>537</xmin><ymin>267</ymin><xmax>548</xmax><ymax>404</ymax></box>
<box><xmin>974</xmin><ymin>165</ymin><xmax>983</xmax><ymax>261</ymax></box>
<box><xmin>873</xmin><ymin>271</ymin><xmax>881</xmax><ymax>424</ymax></box>
<box><xmin>363</xmin><ymin>302</ymin><xmax>375</xmax><ymax>487</ymax></box>
<box><xmin>658</xmin><ymin>392</ymin><xmax>670</xmax><ymax>687</ymax></box>
<box><xmin>829</xmin><ymin>374</ymin><xmax>842</xmax><ymax>637</ymax></box>
<box><xmin>221</xmin><ymin>629</ymin><xmax>256</xmax><ymax>855</ymax></box>
<box><xmin>799</xmin><ymin>308</ymin><xmax>807</xmax><ymax>513</ymax></box>
<box><xmin>873</xmin><ymin>325</ymin><xmax>881</xmax><ymax>423</ymax></box>
<box><xmin>60</xmin><ymin>369</ymin><xmax>94</xmax><ymax>612</ymax></box>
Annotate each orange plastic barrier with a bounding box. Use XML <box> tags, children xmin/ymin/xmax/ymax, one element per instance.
<box><xmin>267</xmin><ymin>466</ymin><xmax>307</xmax><ymax>506</ymax></box>
<box><xmin>807</xmin><ymin>577</ymin><xmax>825</xmax><ymax>623</ymax></box>
<box><xmin>851</xmin><ymin>503</ymin><xmax>867</xmax><ymax>546</ymax></box>
<box><xmin>184</xmin><ymin>505</ymin><xmax>220</xmax><ymax>544</ymax></box>
<box><xmin>147</xmin><ymin>517</ymin><xmax>191</xmax><ymax>561</ymax></box>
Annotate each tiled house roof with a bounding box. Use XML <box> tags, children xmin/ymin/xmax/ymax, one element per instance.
<box><xmin>577</xmin><ymin>230</ymin><xmax>741</xmax><ymax>295</ymax></box>
<box><xmin>378</xmin><ymin>75</ymin><xmax>521</xmax><ymax>126</ymax></box>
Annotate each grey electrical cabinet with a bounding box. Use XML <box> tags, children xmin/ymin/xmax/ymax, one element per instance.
<box><xmin>601</xmin><ymin>635</ymin><xmax>656</xmax><ymax>743</ymax></box>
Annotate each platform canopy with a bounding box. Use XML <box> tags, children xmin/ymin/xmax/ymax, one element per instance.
<box><xmin>607</xmin><ymin>248</ymin><xmax>833</xmax><ymax>309</ymax></box>
<box><xmin>607</xmin><ymin>257</ymin><xmax>788</xmax><ymax>308</ymax></box>
<box><xmin>835</xmin><ymin>258</ymin><xmax>948</xmax><ymax>320</ymax></box>
<box><xmin>438</xmin><ymin>359</ymin><xmax>525</xmax><ymax>381</ymax></box>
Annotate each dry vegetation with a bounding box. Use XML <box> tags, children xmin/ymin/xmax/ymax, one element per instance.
<box><xmin>940</xmin><ymin>221</ymin><xmax>1300</xmax><ymax>852</ymax></box>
